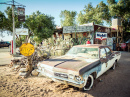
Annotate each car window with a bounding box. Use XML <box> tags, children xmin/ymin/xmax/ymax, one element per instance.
<box><xmin>66</xmin><ymin>47</ymin><xmax>98</xmax><ymax>59</ymax></box>
<box><xmin>100</xmin><ymin>48</ymin><xmax>106</xmax><ymax>58</ymax></box>
<box><xmin>105</xmin><ymin>47</ymin><xmax>111</xmax><ymax>56</ymax></box>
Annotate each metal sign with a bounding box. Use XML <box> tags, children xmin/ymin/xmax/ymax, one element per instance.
<box><xmin>63</xmin><ymin>26</ymin><xmax>94</xmax><ymax>33</ymax></box>
<box><xmin>96</xmin><ymin>32</ymin><xmax>107</xmax><ymax>40</ymax></box>
<box><xmin>20</xmin><ymin>43</ymin><xmax>35</xmax><ymax>56</ymax></box>
<box><xmin>15</xmin><ymin>28</ymin><xmax>28</xmax><ymax>35</ymax></box>
<box><xmin>121</xmin><ymin>43</ymin><xmax>126</xmax><ymax>49</ymax></box>
<box><xmin>17</xmin><ymin>7</ymin><xmax>25</xmax><ymax>21</ymax></box>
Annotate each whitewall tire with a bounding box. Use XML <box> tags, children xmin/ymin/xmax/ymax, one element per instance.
<box><xmin>83</xmin><ymin>75</ymin><xmax>94</xmax><ymax>91</ymax></box>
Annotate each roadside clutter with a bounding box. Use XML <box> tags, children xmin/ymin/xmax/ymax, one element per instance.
<box><xmin>9</xmin><ymin>48</ymin><xmax>50</xmax><ymax>78</ymax></box>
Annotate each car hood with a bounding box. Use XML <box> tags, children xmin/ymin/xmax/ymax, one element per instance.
<box><xmin>40</xmin><ymin>55</ymin><xmax>100</xmax><ymax>75</ymax></box>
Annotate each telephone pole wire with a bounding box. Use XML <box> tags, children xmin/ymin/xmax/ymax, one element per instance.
<box><xmin>0</xmin><ymin>0</ymin><xmax>25</xmax><ymax>56</ymax></box>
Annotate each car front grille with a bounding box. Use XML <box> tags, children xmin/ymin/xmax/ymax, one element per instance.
<box><xmin>44</xmin><ymin>69</ymin><xmax>54</xmax><ymax>76</ymax></box>
<box><xmin>54</xmin><ymin>73</ymin><xmax>68</xmax><ymax>79</ymax></box>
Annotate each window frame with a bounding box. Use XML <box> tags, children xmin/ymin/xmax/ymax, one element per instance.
<box><xmin>100</xmin><ymin>47</ymin><xmax>107</xmax><ymax>58</ymax></box>
<box><xmin>105</xmin><ymin>47</ymin><xmax>112</xmax><ymax>56</ymax></box>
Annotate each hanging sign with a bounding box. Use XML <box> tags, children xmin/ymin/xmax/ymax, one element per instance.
<box><xmin>17</xmin><ymin>7</ymin><xmax>25</xmax><ymax>22</ymax></box>
<box><xmin>63</xmin><ymin>26</ymin><xmax>94</xmax><ymax>33</ymax></box>
<box><xmin>15</xmin><ymin>28</ymin><xmax>28</xmax><ymax>35</ymax></box>
<box><xmin>96</xmin><ymin>32</ymin><xmax>107</xmax><ymax>40</ymax></box>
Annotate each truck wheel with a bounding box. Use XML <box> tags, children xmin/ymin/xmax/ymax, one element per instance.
<box><xmin>83</xmin><ymin>75</ymin><xmax>94</xmax><ymax>91</ymax></box>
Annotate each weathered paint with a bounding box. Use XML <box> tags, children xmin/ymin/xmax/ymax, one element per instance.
<box><xmin>37</xmin><ymin>45</ymin><xmax>121</xmax><ymax>88</ymax></box>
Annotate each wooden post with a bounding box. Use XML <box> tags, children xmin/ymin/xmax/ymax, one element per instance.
<box><xmin>26</xmin><ymin>36</ymin><xmax>33</xmax><ymax>77</ymax></box>
<box><xmin>27</xmin><ymin>56</ymin><xmax>32</xmax><ymax>72</ymax></box>
<box><xmin>117</xmin><ymin>26</ymin><xmax>119</xmax><ymax>43</ymax></box>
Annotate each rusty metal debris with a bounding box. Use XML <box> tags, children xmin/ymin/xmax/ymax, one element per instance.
<box><xmin>9</xmin><ymin>48</ymin><xmax>50</xmax><ymax>78</ymax></box>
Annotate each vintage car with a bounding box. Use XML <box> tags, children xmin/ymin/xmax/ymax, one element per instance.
<box><xmin>0</xmin><ymin>41</ymin><xmax>10</xmax><ymax>48</ymax></box>
<box><xmin>37</xmin><ymin>44</ymin><xmax>121</xmax><ymax>90</ymax></box>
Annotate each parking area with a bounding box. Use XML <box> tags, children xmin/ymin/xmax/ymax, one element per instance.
<box><xmin>0</xmin><ymin>51</ymin><xmax>130</xmax><ymax>97</ymax></box>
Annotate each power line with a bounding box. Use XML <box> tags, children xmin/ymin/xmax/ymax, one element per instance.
<box><xmin>0</xmin><ymin>0</ymin><xmax>26</xmax><ymax>55</ymax></box>
<box><xmin>0</xmin><ymin>0</ymin><xmax>26</xmax><ymax>7</ymax></box>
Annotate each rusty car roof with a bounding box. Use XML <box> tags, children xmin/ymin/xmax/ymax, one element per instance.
<box><xmin>73</xmin><ymin>44</ymin><xmax>107</xmax><ymax>48</ymax></box>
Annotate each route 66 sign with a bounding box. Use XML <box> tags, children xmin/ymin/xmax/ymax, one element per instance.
<box><xmin>20</xmin><ymin>43</ymin><xmax>35</xmax><ymax>56</ymax></box>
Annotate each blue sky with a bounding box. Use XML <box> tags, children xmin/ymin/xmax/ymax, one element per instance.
<box><xmin>0</xmin><ymin>0</ymin><xmax>108</xmax><ymax>41</ymax></box>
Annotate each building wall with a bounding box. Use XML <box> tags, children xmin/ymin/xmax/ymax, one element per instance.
<box><xmin>94</xmin><ymin>25</ymin><xmax>111</xmax><ymax>45</ymax></box>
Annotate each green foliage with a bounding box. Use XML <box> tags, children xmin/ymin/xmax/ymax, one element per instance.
<box><xmin>77</xmin><ymin>3</ymin><xmax>96</xmax><ymax>25</ymax></box>
<box><xmin>77</xmin><ymin>0</ymin><xmax>130</xmax><ymax>34</ymax></box>
<box><xmin>16</xmin><ymin>36</ymin><xmax>26</xmax><ymax>47</ymax></box>
<box><xmin>0</xmin><ymin>11</ymin><xmax>6</xmax><ymax>30</ymax></box>
<box><xmin>77</xmin><ymin>2</ymin><xmax>110</xmax><ymax>25</ymax></box>
<box><xmin>60</xmin><ymin>10</ymin><xmax>77</xmax><ymax>26</ymax></box>
<box><xmin>0</xmin><ymin>6</ymin><xmax>22</xmax><ymax>33</ymax></box>
<box><xmin>107</xmin><ymin>0</ymin><xmax>130</xmax><ymax>18</ymax></box>
<box><xmin>107</xmin><ymin>0</ymin><xmax>130</xmax><ymax>32</ymax></box>
<box><xmin>23</xmin><ymin>11</ymin><xmax>55</xmax><ymax>43</ymax></box>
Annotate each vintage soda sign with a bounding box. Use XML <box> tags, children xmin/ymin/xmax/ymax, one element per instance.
<box><xmin>96</xmin><ymin>32</ymin><xmax>107</xmax><ymax>40</ymax></box>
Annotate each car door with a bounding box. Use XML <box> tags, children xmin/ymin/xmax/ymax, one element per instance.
<box><xmin>97</xmin><ymin>47</ymin><xmax>108</xmax><ymax>77</ymax></box>
<box><xmin>1</xmin><ymin>42</ymin><xmax>4</xmax><ymax>47</ymax></box>
<box><xmin>105</xmin><ymin>47</ymin><xmax>115</xmax><ymax>70</ymax></box>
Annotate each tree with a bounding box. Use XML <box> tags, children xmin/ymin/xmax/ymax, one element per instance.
<box><xmin>0</xmin><ymin>11</ymin><xmax>7</xmax><ymax>37</ymax></box>
<box><xmin>77</xmin><ymin>2</ymin><xmax>111</xmax><ymax>25</ymax></box>
<box><xmin>77</xmin><ymin>3</ymin><xmax>96</xmax><ymax>25</ymax></box>
<box><xmin>60</xmin><ymin>10</ymin><xmax>77</xmax><ymax>26</ymax></box>
<box><xmin>95</xmin><ymin>1</ymin><xmax>111</xmax><ymax>24</ymax></box>
<box><xmin>107</xmin><ymin>0</ymin><xmax>130</xmax><ymax>41</ymax></box>
<box><xmin>0</xmin><ymin>6</ymin><xmax>22</xmax><ymax>34</ymax></box>
<box><xmin>23</xmin><ymin>11</ymin><xmax>55</xmax><ymax>43</ymax></box>
<box><xmin>0</xmin><ymin>11</ymin><xmax>6</xmax><ymax>30</ymax></box>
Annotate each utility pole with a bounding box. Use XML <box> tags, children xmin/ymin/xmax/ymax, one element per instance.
<box><xmin>12</xmin><ymin>0</ymin><xmax>16</xmax><ymax>55</ymax></box>
<box><xmin>0</xmin><ymin>0</ymin><xmax>25</xmax><ymax>56</ymax></box>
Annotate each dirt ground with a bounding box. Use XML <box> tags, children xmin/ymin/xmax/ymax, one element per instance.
<box><xmin>0</xmin><ymin>52</ymin><xmax>130</xmax><ymax>97</ymax></box>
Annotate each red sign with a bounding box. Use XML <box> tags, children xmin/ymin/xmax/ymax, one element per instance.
<box><xmin>121</xmin><ymin>43</ymin><xmax>126</xmax><ymax>49</ymax></box>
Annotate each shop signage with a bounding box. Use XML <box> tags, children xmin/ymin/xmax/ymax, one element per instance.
<box><xmin>96</xmin><ymin>32</ymin><xmax>107</xmax><ymax>40</ymax></box>
<box><xmin>15</xmin><ymin>28</ymin><xmax>28</xmax><ymax>35</ymax></box>
<box><xmin>63</xmin><ymin>26</ymin><xmax>94</xmax><ymax>33</ymax></box>
<box><xmin>17</xmin><ymin>7</ymin><xmax>25</xmax><ymax>22</ymax></box>
<box><xmin>121</xmin><ymin>43</ymin><xmax>126</xmax><ymax>49</ymax></box>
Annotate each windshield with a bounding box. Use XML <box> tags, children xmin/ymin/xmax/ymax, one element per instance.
<box><xmin>66</xmin><ymin>46</ymin><xmax>99</xmax><ymax>59</ymax></box>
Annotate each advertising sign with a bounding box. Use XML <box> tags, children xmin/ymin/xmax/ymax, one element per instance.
<box><xmin>63</xmin><ymin>26</ymin><xmax>94</xmax><ymax>33</ymax></box>
<box><xmin>15</xmin><ymin>28</ymin><xmax>28</xmax><ymax>35</ymax></box>
<box><xmin>17</xmin><ymin>7</ymin><xmax>25</xmax><ymax>22</ymax></box>
<box><xmin>96</xmin><ymin>32</ymin><xmax>107</xmax><ymax>40</ymax></box>
<box><xmin>20</xmin><ymin>43</ymin><xmax>35</xmax><ymax>56</ymax></box>
<box><xmin>121</xmin><ymin>43</ymin><xmax>126</xmax><ymax>49</ymax></box>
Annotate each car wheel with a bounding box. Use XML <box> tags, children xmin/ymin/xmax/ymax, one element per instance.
<box><xmin>82</xmin><ymin>75</ymin><xmax>94</xmax><ymax>91</ymax></box>
<box><xmin>111</xmin><ymin>62</ymin><xmax>116</xmax><ymax>70</ymax></box>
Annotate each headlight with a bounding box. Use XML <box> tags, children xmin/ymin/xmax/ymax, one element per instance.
<box><xmin>75</xmin><ymin>75</ymin><xmax>82</xmax><ymax>82</ymax></box>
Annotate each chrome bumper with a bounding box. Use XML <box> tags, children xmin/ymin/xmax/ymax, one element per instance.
<box><xmin>52</xmin><ymin>76</ymin><xmax>84</xmax><ymax>88</ymax></box>
<box><xmin>42</xmin><ymin>70</ymin><xmax>84</xmax><ymax>88</ymax></box>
